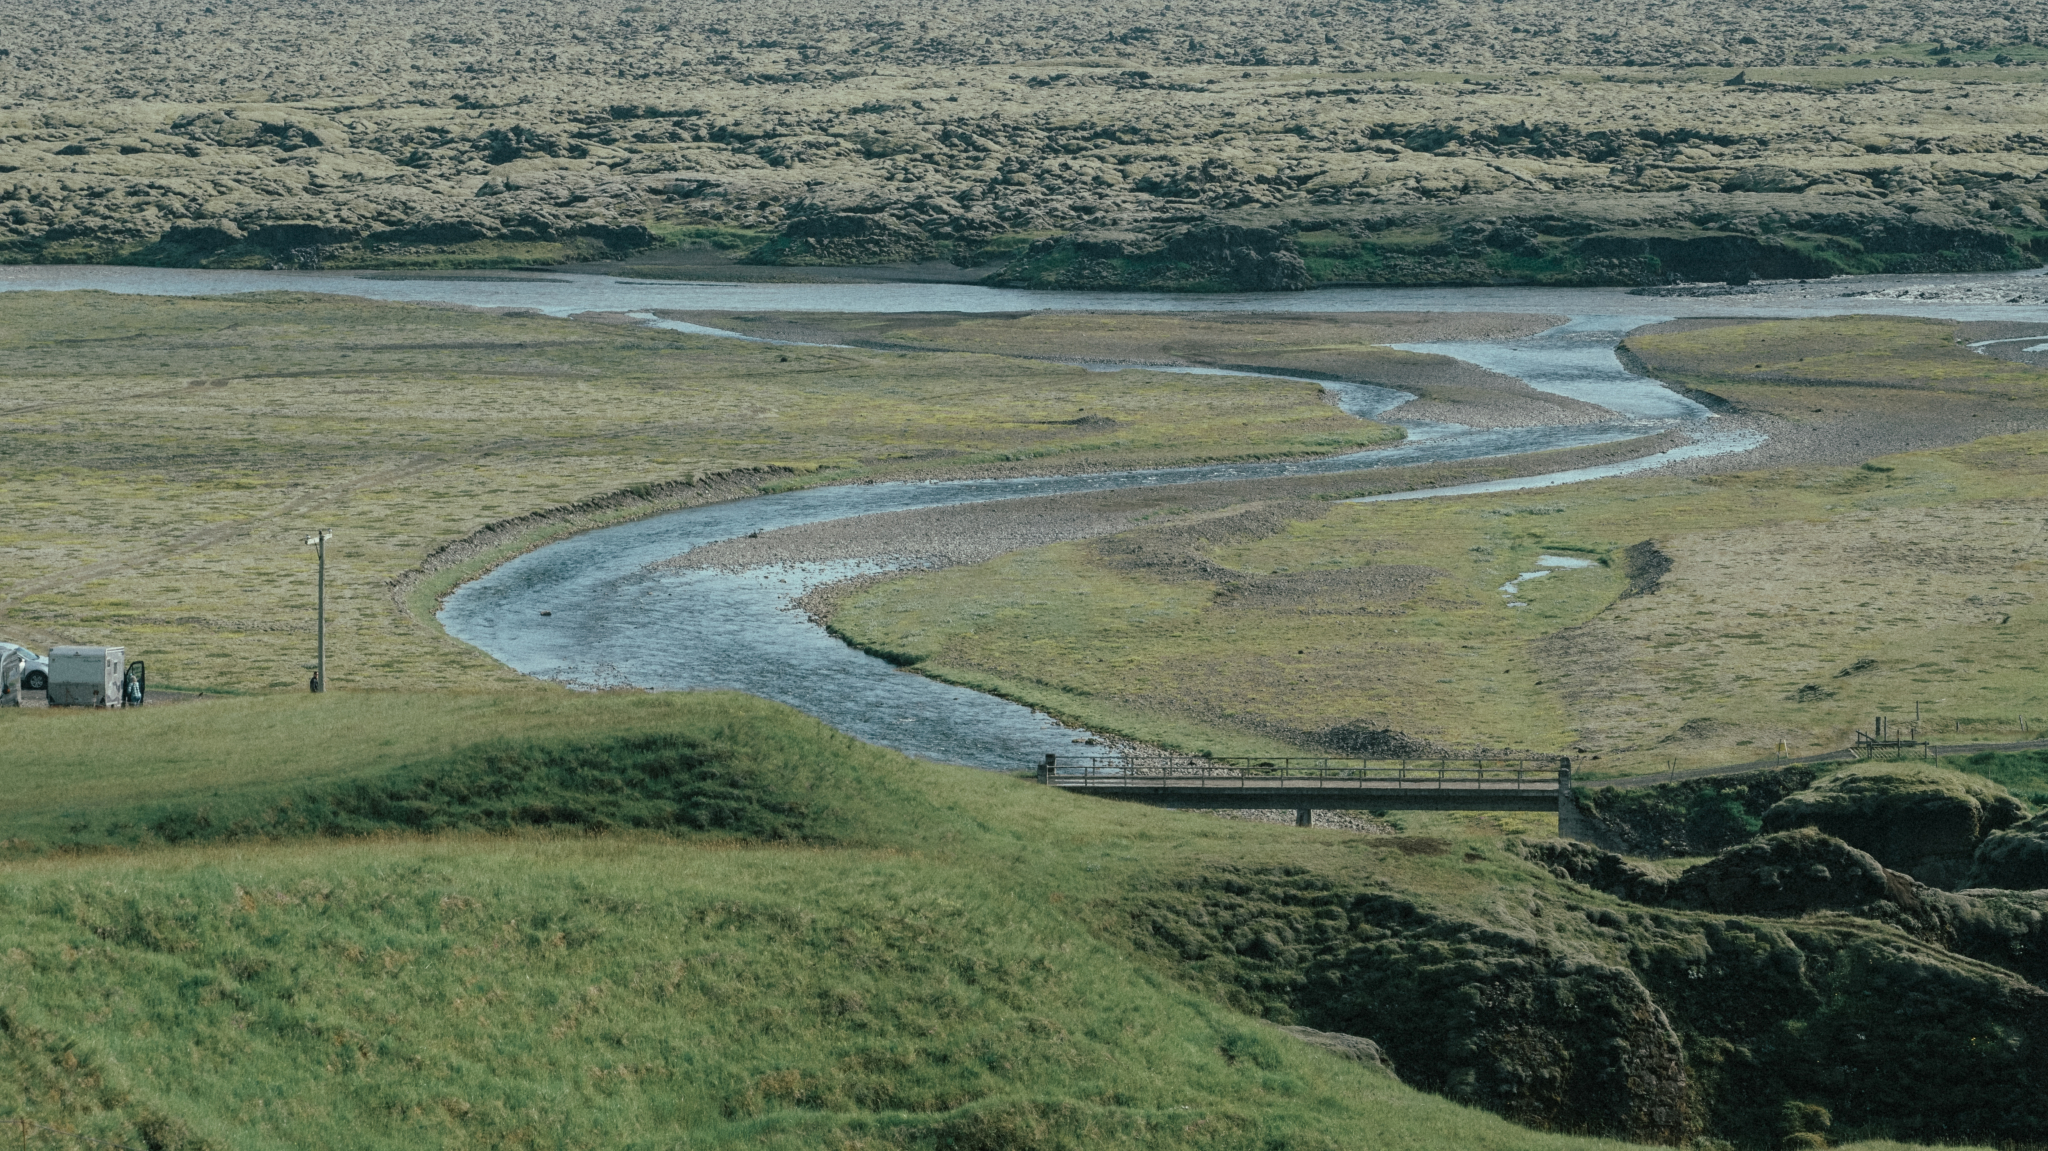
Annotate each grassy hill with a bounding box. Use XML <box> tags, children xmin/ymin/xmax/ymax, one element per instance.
<box><xmin>0</xmin><ymin>689</ymin><xmax>2029</xmax><ymax>1150</ymax></box>
<box><xmin>0</xmin><ymin>690</ymin><xmax>1599</xmax><ymax>1151</ymax></box>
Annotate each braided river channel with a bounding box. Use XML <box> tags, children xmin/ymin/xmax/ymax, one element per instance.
<box><xmin>6</xmin><ymin>265</ymin><xmax>2045</xmax><ymax>767</ymax></box>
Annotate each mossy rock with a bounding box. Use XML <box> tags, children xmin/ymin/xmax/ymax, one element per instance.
<box><xmin>1129</xmin><ymin>858</ymin><xmax>2048</xmax><ymax>1147</ymax></box>
<box><xmin>1762</xmin><ymin>766</ymin><xmax>2026</xmax><ymax>888</ymax></box>
<box><xmin>1663</xmin><ymin>827</ymin><xmax>1916</xmax><ymax>918</ymax></box>
<box><xmin>1970</xmin><ymin>811</ymin><xmax>2048</xmax><ymax>891</ymax></box>
<box><xmin>1529</xmin><ymin>830</ymin><xmax>1962</xmax><ymax>949</ymax></box>
<box><xmin>1521</xmin><ymin>837</ymin><xmax>1675</xmax><ymax>903</ymax></box>
<box><xmin>1572</xmin><ymin>765</ymin><xmax>1820</xmax><ymax>859</ymax></box>
<box><xmin>1128</xmin><ymin>865</ymin><xmax>1692</xmax><ymax>1142</ymax></box>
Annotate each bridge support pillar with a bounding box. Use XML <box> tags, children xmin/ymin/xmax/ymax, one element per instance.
<box><xmin>1555</xmin><ymin>756</ymin><xmax>1595</xmax><ymax>844</ymax></box>
<box><xmin>1296</xmin><ymin>808</ymin><xmax>1312</xmax><ymax>827</ymax></box>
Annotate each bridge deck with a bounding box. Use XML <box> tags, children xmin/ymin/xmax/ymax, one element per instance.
<box><xmin>1041</xmin><ymin>755</ymin><xmax>1570</xmax><ymax>814</ymax></box>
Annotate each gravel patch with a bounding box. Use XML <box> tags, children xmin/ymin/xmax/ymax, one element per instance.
<box><xmin>1208</xmin><ymin>808</ymin><xmax>1399</xmax><ymax>834</ymax></box>
<box><xmin>668</xmin><ymin>497</ymin><xmax>1182</xmax><ymax>574</ymax></box>
<box><xmin>1649</xmin><ymin>406</ymin><xmax>2048</xmax><ymax>479</ymax></box>
<box><xmin>653</xmin><ymin>430</ymin><xmax>1696</xmax><ymax>629</ymax></box>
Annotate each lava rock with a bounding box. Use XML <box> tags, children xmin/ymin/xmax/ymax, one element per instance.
<box><xmin>1970</xmin><ymin>811</ymin><xmax>2048</xmax><ymax>890</ymax></box>
<box><xmin>159</xmin><ymin>219</ymin><xmax>246</xmax><ymax>253</ymax></box>
<box><xmin>754</xmin><ymin>211</ymin><xmax>940</xmax><ymax>265</ymax></box>
<box><xmin>1762</xmin><ymin>766</ymin><xmax>2026</xmax><ymax>889</ymax></box>
<box><xmin>1662</xmin><ymin>827</ymin><xmax>1931</xmax><ymax>919</ymax></box>
<box><xmin>1279</xmin><ymin>1025</ymin><xmax>1397</xmax><ymax>1073</ymax></box>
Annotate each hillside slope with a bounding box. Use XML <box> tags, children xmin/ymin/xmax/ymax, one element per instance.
<box><xmin>0</xmin><ymin>689</ymin><xmax>2035</xmax><ymax>1149</ymax></box>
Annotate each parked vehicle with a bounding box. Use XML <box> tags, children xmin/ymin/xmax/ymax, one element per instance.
<box><xmin>0</xmin><ymin>642</ymin><xmax>48</xmax><ymax>690</ymax></box>
<box><xmin>48</xmin><ymin>646</ymin><xmax>125</xmax><ymax>708</ymax></box>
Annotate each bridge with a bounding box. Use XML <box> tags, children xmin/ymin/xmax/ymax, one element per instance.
<box><xmin>1037</xmin><ymin>753</ymin><xmax>1571</xmax><ymax>825</ymax></box>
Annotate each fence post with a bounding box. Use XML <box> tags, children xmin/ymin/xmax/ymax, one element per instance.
<box><xmin>1557</xmin><ymin>756</ymin><xmax>1573</xmax><ymax>821</ymax></box>
<box><xmin>1040</xmin><ymin>753</ymin><xmax>1055</xmax><ymax>785</ymax></box>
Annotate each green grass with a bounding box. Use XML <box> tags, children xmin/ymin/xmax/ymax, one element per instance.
<box><xmin>0</xmin><ymin>689</ymin><xmax>2025</xmax><ymax>1150</ymax></box>
<box><xmin>0</xmin><ymin>690</ymin><xmax>1603</xmax><ymax>1150</ymax></box>
<box><xmin>0</xmin><ymin>690</ymin><xmax>829</xmax><ymax>850</ymax></box>
<box><xmin>649</xmin><ymin>225</ymin><xmax>771</xmax><ymax>252</ymax></box>
<box><xmin>0</xmin><ymin>291</ymin><xmax>1388</xmax><ymax>696</ymax></box>
<box><xmin>1943</xmin><ymin>748</ymin><xmax>2048</xmax><ymax>806</ymax></box>
<box><xmin>1628</xmin><ymin>316</ymin><xmax>2048</xmax><ymax>400</ymax></box>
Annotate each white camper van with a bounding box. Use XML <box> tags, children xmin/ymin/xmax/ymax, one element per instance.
<box><xmin>47</xmin><ymin>645</ymin><xmax>125</xmax><ymax>708</ymax></box>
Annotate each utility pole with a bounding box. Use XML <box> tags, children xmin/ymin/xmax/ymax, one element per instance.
<box><xmin>305</xmin><ymin>530</ymin><xmax>332</xmax><ymax>692</ymax></box>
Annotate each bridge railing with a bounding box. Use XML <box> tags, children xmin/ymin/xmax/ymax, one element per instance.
<box><xmin>1038</xmin><ymin>754</ymin><xmax>1566</xmax><ymax>792</ymax></box>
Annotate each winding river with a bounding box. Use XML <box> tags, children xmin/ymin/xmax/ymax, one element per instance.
<box><xmin>434</xmin><ymin>314</ymin><xmax>1760</xmax><ymax>767</ymax></box>
<box><xmin>5</xmin><ymin>266</ymin><xmax>2044</xmax><ymax>767</ymax></box>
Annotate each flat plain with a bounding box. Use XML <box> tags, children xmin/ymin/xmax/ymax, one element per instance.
<box><xmin>825</xmin><ymin>316</ymin><xmax>2048</xmax><ymax>772</ymax></box>
<box><xmin>0</xmin><ymin>291</ymin><xmax>1390</xmax><ymax>692</ymax></box>
<box><xmin>663</xmin><ymin>310</ymin><xmax>1623</xmax><ymax>428</ymax></box>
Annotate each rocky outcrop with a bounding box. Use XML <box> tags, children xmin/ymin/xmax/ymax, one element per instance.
<box><xmin>1969</xmin><ymin>810</ymin><xmax>2048</xmax><ymax>890</ymax></box>
<box><xmin>993</xmin><ymin>222</ymin><xmax>1312</xmax><ymax>292</ymax></box>
<box><xmin>1762</xmin><ymin>766</ymin><xmax>2027</xmax><ymax>888</ymax></box>
<box><xmin>748</xmin><ymin>210</ymin><xmax>942</xmax><ymax>266</ymax></box>
<box><xmin>1534</xmin><ymin>828</ymin><xmax>1988</xmax><ymax>949</ymax></box>
<box><xmin>1662</xmin><ymin>827</ymin><xmax>1930</xmax><ymax>918</ymax></box>
<box><xmin>157</xmin><ymin>220</ymin><xmax>246</xmax><ymax>253</ymax></box>
<box><xmin>1278</xmin><ymin>1026</ymin><xmax>1396</xmax><ymax>1073</ymax></box>
<box><xmin>1566</xmin><ymin>231</ymin><xmax>1836</xmax><ymax>285</ymax></box>
<box><xmin>1310</xmin><ymin>719</ymin><xmax>1436</xmax><ymax>759</ymax></box>
<box><xmin>1570</xmin><ymin>764</ymin><xmax>1823</xmax><ymax>859</ymax></box>
<box><xmin>1160</xmin><ymin>224</ymin><xmax>1311</xmax><ymax>290</ymax></box>
<box><xmin>1523</xmin><ymin>836</ymin><xmax>1677</xmax><ymax>904</ymax></box>
<box><xmin>1529</xmin><ymin>829</ymin><xmax>2048</xmax><ymax>987</ymax></box>
<box><xmin>1131</xmin><ymin>867</ymin><xmax>1692</xmax><ymax>1143</ymax></box>
<box><xmin>1130</xmin><ymin>859</ymin><xmax>2048</xmax><ymax>1148</ymax></box>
